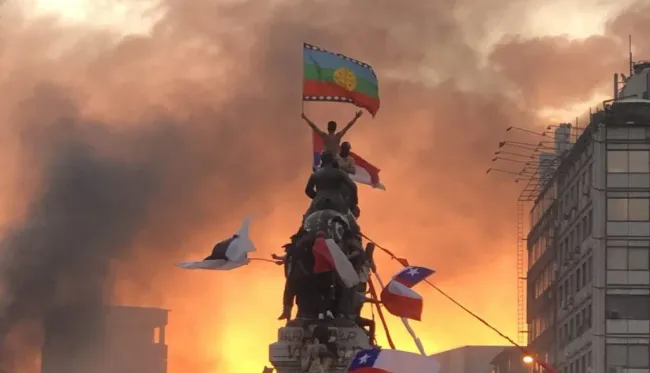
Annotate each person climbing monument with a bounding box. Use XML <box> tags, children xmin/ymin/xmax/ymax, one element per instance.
<box><xmin>302</xmin><ymin>110</ymin><xmax>363</xmax><ymax>159</ymax></box>
<box><xmin>338</xmin><ymin>141</ymin><xmax>356</xmax><ymax>175</ymax></box>
<box><xmin>304</xmin><ymin>151</ymin><xmax>358</xmax><ymax>217</ymax></box>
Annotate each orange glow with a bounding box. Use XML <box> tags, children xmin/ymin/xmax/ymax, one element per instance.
<box><xmin>523</xmin><ymin>355</ymin><xmax>534</xmax><ymax>364</ymax></box>
<box><xmin>1</xmin><ymin>1</ymin><xmax>649</xmax><ymax>373</ymax></box>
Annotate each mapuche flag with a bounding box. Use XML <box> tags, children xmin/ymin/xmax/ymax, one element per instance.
<box><xmin>303</xmin><ymin>43</ymin><xmax>380</xmax><ymax>116</ymax></box>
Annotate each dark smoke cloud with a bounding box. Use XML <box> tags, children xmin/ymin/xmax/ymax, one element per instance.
<box><xmin>0</xmin><ymin>0</ymin><xmax>649</xmax><ymax>371</ymax></box>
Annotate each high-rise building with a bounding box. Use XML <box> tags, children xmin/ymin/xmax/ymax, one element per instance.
<box><xmin>526</xmin><ymin>62</ymin><xmax>650</xmax><ymax>373</ymax></box>
<box><xmin>42</xmin><ymin>305</ymin><xmax>168</xmax><ymax>373</ymax></box>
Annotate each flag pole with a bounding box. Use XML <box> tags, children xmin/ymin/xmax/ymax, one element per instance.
<box><xmin>367</xmin><ymin>277</ymin><xmax>396</xmax><ymax>349</ymax></box>
<box><xmin>371</xmin><ymin>271</ymin><xmax>427</xmax><ymax>356</ymax></box>
<box><xmin>301</xmin><ymin>42</ymin><xmax>305</xmax><ymax>114</ymax></box>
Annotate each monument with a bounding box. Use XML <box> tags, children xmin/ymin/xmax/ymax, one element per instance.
<box><xmin>268</xmin><ymin>207</ymin><xmax>376</xmax><ymax>373</ymax></box>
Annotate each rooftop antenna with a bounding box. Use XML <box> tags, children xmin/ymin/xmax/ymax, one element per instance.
<box><xmin>629</xmin><ymin>34</ymin><xmax>634</xmax><ymax>76</ymax></box>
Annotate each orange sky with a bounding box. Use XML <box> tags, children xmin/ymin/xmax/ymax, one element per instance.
<box><xmin>0</xmin><ymin>0</ymin><xmax>649</xmax><ymax>372</ymax></box>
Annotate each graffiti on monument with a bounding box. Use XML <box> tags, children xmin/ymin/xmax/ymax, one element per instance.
<box><xmin>278</xmin><ymin>329</ymin><xmax>359</xmax><ymax>344</ymax></box>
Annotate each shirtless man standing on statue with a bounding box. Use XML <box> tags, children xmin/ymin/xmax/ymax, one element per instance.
<box><xmin>302</xmin><ymin>110</ymin><xmax>363</xmax><ymax>161</ymax></box>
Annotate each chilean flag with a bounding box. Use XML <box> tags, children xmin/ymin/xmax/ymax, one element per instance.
<box><xmin>380</xmin><ymin>265</ymin><xmax>435</xmax><ymax>320</ymax></box>
<box><xmin>312</xmin><ymin>131</ymin><xmax>385</xmax><ymax>190</ymax></box>
<box><xmin>380</xmin><ymin>281</ymin><xmax>425</xmax><ymax>321</ymax></box>
<box><xmin>348</xmin><ymin>348</ymin><xmax>440</xmax><ymax>373</ymax></box>
<box><xmin>312</xmin><ymin>234</ymin><xmax>361</xmax><ymax>288</ymax></box>
<box><xmin>392</xmin><ymin>266</ymin><xmax>436</xmax><ymax>288</ymax></box>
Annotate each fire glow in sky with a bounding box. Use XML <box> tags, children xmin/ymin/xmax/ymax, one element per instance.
<box><xmin>0</xmin><ymin>0</ymin><xmax>649</xmax><ymax>372</ymax></box>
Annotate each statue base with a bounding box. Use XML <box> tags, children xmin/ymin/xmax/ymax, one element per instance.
<box><xmin>269</xmin><ymin>319</ymin><xmax>372</xmax><ymax>373</ymax></box>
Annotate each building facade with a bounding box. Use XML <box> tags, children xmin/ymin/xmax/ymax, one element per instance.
<box><xmin>42</xmin><ymin>305</ymin><xmax>169</xmax><ymax>373</ymax></box>
<box><xmin>490</xmin><ymin>347</ymin><xmax>528</xmax><ymax>373</ymax></box>
<box><xmin>526</xmin><ymin>62</ymin><xmax>650</xmax><ymax>373</ymax></box>
<box><xmin>431</xmin><ymin>345</ymin><xmax>509</xmax><ymax>373</ymax></box>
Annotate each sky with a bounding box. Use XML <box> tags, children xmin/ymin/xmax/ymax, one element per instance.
<box><xmin>0</xmin><ymin>0</ymin><xmax>649</xmax><ymax>372</ymax></box>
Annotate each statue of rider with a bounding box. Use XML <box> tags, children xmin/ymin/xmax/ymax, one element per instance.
<box><xmin>304</xmin><ymin>151</ymin><xmax>359</xmax><ymax>219</ymax></box>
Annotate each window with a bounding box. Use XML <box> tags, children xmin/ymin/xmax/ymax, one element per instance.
<box><xmin>608</xmin><ymin>199</ymin><xmax>628</xmax><ymax>220</ymax></box>
<box><xmin>606</xmin><ymin>295</ymin><xmax>650</xmax><ymax>320</ymax></box>
<box><xmin>607</xmin><ymin>247</ymin><xmax>650</xmax><ymax>270</ymax></box>
<box><xmin>577</xmin><ymin>355</ymin><xmax>582</xmax><ymax>373</ymax></box>
<box><xmin>607</xmin><ymin>344</ymin><xmax>627</xmax><ymax>366</ymax></box>
<box><xmin>608</xmin><ymin>247</ymin><xmax>628</xmax><ymax>269</ymax></box>
<box><xmin>607</xmin><ymin>150</ymin><xmax>650</xmax><ymax>173</ymax></box>
<box><xmin>629</xmin><ymin>248</ymin><xmax>650</xmax><ymax>270</ymax></box>
<box><xmin>607</xmin><ymin>198</ymin><xmax>650</xmax><ymax>221</ymax></box>
<box><xmin>628</xmin><ymin>345</ymin><xmax>649</xmax><ymax>368</ymax></box>
<box><xmin>564</xmin><ymin>279</ymin><xmax>569</xmax><ymax>299</ymax></box>
<box><xmin>630</xmin><ymin>151</ymin><xmax>650</xmax><ymax>172</ymax></box>
<box><xmin>607</xmin><ymin>344</ymin><xmax>650</xmax><ymax>368</ymax></box>
<box><xmin>576</xmin><ymin>267</ymin><xmax>582</xmax><ymax>289</ymax></box>
<box><xmin>630</xmin><ymin>199</ymin><xmax>650</xmax><ymax>220</ymax></box>
<box><xmin>577</xmin><ymin>221</ymin><xmax>583</xmax><ymax>242</ymax></box>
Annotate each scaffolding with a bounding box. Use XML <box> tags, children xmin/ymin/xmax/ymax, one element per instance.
<box><xmin>514</xmin><ymin>159</ymin><xmax>558</xmax><ymax>345</ymax></box>
<box><xmin>516</xmin><ymin>200</ymin><xmax>526</xmax><ymax>345</ymax></box>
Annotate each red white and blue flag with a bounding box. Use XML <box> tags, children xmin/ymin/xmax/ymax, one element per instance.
<box><xmin>380</xmin><ymin>281</ymin><xmax>424</xmax><ymax>320</ymax></box>
<box><xmin>312</xmin><ymin>131</ymin><xmax>385</xmax><ymax>190</ymax></box>
<box><xmin>392</xmin><ymin>266</ymin><xmax>435</xmax><ymax>288</ymax></box>
<box><xmin>348</xmin><ymin>348</ymin><xmax>440</xmax><ymax>373</ymax></box>
<box><xmin>380</xmin><ymin>265</ymin><xmax>435</xmax><ymax>320</ymax></box>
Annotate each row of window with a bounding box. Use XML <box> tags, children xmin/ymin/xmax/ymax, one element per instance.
<box><xmin>607</xmin><ymin>198</ymin><xmax>650</xmax><ymax>221</ymax></box>
<box><xmin>607</xmin><ymin>127</ymin><xmax>649</xmax><ymax>141</ymax></box>
<box><xmin>606</xmin><ymin>295</ymin><xmax>650</xmax><ymax>320</ymax></box>
<box><xmin>558</xmin><ymin>166</ymin><xmax>591</xmax><ymax>218</ymax></box>
<box><xmin>606</xmin><ymin>344</ymin><xmax>650</xmax><ymax>368</ymax></box>
<box><xmin>559</xmin><ymin>302</ymin><xmax>592</xmax><ymax>346</ymax></box>
<box><xmin>531</xmin><ymin>185</ymin><xmax>556</xmax><ymax>228</ymax></box>
<box><xmin>608</xmin><ymin>150</ymin><xmax>650</xmax><ymax>173</ymax></box>
<box><xmin>530</xmin><ymin>227</ymin><xmax>553</xmax><ymax>269</ymax></box>
<box><xmin>558</xmin><ymin>257</ymin><xmax>593</xmax><ymax>305</ymax></box>
<box><xmin>558</xmin><ymin>143</ymin><xmax>591</xmax><ymax>192</ymax></box>
<box><xmin>558</xmin><ymin>211</ymin><xmax>592</xmax><ymax>267</ymax></box>
<box><xmin>533</xmin><ymin>264</ymin><xmax>555</xmax><ymax>299</ymax></box>
<box><xmin>560</xmin><ymin>350</ymin><xmax>592</xmax><ymax>373</ymax></box>
<box><xmin>529</xmin><ymin>312</ymin><xmax>553</xmax><ymax>341</ymax></box>
<box><xmin>607</xmin><ymin>247</ymin><xmax>650</xmax><ymax>270</ymax></box>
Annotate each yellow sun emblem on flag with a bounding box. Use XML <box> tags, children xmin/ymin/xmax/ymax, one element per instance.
<box><xmin>333</xmin><ymin>67</ymin><xmax>357</xmax><ymax>91</ymax></box>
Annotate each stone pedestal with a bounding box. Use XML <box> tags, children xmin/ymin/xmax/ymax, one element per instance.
<box><xmin>269</xmin><ymin>321</ymin><xmax>371</xmax><ymax>373</ymax></box>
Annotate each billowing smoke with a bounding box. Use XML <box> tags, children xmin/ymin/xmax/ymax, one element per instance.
<box><xmin>0</xmin><ymin>0</ymin><xmax>647</xmax><ymax>372</ymax></box>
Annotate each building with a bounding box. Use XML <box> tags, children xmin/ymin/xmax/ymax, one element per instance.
<box><xmin>431</xmin><ymin>345</ymin><xmax>509</xmax><ymax>373</ymax></box>
<box><xmin>490</xmin><ymin>347</ymin><xmax>528</xmax><ymax>373</ymax></box>
<box><xmin>42</xmin><ymin>305</ymin><xmax>169</xmax><ymax>373</ymax></box>
<box><xmin>525</xmin><ymin>61</ymin><xmax>650</xmax><ymax>373</ymax></box>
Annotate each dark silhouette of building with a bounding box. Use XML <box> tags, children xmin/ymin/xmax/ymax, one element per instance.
<box><xmin>490</xmin><ymin>347</ymin><xmax>527</xmax><ymax>373</ymax></box>
<box><xmin>42</xmin><ymin>305</ymin><xmax>168</xmax><ymax>373</ymax></box>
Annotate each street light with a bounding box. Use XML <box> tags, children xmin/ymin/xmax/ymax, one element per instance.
<box><xmin>523</xmin><ymin>355</ymin><xmax>534</xmax><ymax>364</ymax></box>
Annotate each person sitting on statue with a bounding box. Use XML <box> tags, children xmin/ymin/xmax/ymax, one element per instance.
<box><xmin>304</xmin><ymin>151</ymin><xmax>358</xmax><ymax>218</ymax></box>
<box><xmin>302</xmin><ymin>110</ymin><xmax>363</xmax><ymax>161</ymax></box>
<box><xmin>338</xmin><ymin>141</ymin><xmax>356</xmax><ymax>175</ymax></box>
